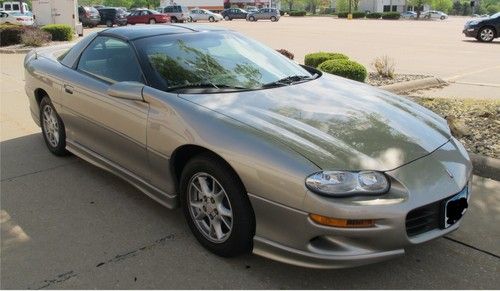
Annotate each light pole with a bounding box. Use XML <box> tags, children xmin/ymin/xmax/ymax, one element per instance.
<box><xmin>348</xmin><ymin>0</ymin><xmax>352</xmax><ymax>19</ymax></box>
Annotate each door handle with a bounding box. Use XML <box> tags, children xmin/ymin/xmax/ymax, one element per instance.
<box><xmin>64</xmin><ymin>84</ymin><xmax>73</xmax><ymax>94</ymax></box>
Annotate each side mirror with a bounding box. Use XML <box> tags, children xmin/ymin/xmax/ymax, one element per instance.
<box><xmin>107</xmin><ymin>81</ymin><xmax>145</xmax><ymax>101</ymax></box>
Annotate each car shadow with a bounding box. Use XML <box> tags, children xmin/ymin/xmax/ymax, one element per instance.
<box><xmin>462</xmin><ymin>39</ymin><xmax>500</xmax><ymax>44</ymax></box>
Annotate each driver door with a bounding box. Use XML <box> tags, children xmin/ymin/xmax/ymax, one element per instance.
<box><xmin>60</xmin><ymin>36</ymin><xmax>150</xmax><ymax>181</ymax></box>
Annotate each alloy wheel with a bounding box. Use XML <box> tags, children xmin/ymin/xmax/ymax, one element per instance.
<box><xmin>42</xmin><ymin>105</ymin><xmax>60</xmax><ymax>147</ymax></box>
<box><xmin>187</xmin><ymin>172</ymin><xmax>233</xmax><ymax>243</ymax></box>
<box><xmin>480</xmin><ymin>28</ymin><xmax>494</xmax><ymax>42</ymax></box>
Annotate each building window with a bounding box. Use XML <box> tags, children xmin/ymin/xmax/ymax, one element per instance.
<box><xmin>383</xmin><ymin>5</ymin><xmax>390</xmax><ymax>12</ymax></box>
<box><xmin>392</xmin><ymin>5</ymin><xmax>397</xmax><ymax>11</ymax></box>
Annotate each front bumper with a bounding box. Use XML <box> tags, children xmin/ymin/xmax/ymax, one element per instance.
<box><xmin>250</xmin><ymin>139</ymin><xmax>472</xmax><ymax>268</ymax></box>
<box><xmin>463</xmin><ymin>27</ymin><xmax>478</xmax><ymax>37</ymax></box>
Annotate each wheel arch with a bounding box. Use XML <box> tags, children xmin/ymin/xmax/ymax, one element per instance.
<box><xmin>170</xmin><ymin>144</ymin><xmax>248</xmax><ymax>196</ymax></box>
<box><xmin>34</xmin><ymin>88</ymin><xmax>49</xmax><ymax>108</ymax></box>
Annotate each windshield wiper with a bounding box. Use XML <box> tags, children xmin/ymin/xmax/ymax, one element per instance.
<box><xmin>262</xmin><ymin>74</ymin><xmax>316</xmax><ymax>88</ymax></box>
<box><xmin>167</xmin><ymin>83</ymin><xmax>249</xmax><ymax>91</ymax></box>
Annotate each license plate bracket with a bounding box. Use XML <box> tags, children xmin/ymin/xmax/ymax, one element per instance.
<box><xmin>440</xmin><ymin>187</ymin><xmax>469</xmax><ymax>229</ymax></box>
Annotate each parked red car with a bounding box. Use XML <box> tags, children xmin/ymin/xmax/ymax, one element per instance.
<box><xmin>127</xmin><ymin>9</ymin><xmax>170</xmax><ymax>24</ymax></box>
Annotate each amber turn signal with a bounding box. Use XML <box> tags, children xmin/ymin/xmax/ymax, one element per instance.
<box><xmin>309</xmin><ymin>214</ymin><xmax>375</xmax><ymax>228</ymax></box>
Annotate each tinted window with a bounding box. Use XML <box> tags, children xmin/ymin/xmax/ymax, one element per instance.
<box><xmin>5</xmin><ymin>4</ymin><xmax>11</xmax><ymax>10</ymax></box>
<box><xmin>77</xmin><ymin>36</ymin><xmax>143</xmax><ymax>84</ymax></box>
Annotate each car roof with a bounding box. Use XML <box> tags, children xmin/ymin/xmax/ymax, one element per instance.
<box><xmin>99</xmin><ymin>24</ymin><xmax>230</xmax><ymax>41</ymax></box>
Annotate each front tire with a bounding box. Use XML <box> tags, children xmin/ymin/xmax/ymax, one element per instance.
<box><xmin>478</xmin><ymin>27</ymin><xmax>495</xmax><ymax>42</ymax></box>
<box><xmin>149</xmin><ymin>18</ymin><xmax>156</xmax><ymax>24</ymax></box>
<box><xmin>180</xmin><ymin>154</ymin><xmax>255</xmax><ymax>257</ymax></box>
<box><xmin>106</xmin><ymin>20</ymin><xmax>113</xmax><ymax>27</ymax></box>
<box><xmin>40</xmin><ymin>97</ymin><xmax>69</xmax><ymax>156</ymax></box>
<box><xmin>249</xmin><ymin>16</ymin><xmax>255</xmax><ymax>21</ymax></box>
<box><xmin>224</xmin><ymin>15</ymin><xmax>230</xmax><ymax>21</ymax></box>
<box><xmin>208</xmin><ymin>16</ymin><xmax>215</xmax><ymax>22</ymax></box>
<box><xmin>270</xmin><ymin>16</ymin><xmax>277</xmax><ymax>22</ymax></box>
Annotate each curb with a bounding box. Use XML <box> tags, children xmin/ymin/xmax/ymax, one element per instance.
<box><xmin>380</xmin><ymin>77</ymin><xmax>447</xmax><ymax>93</ymax></box>
<box><xmin>0</xmin><ymin>47</ymin><xmax>32</xmax><ymax>54</ymax></box>
<box><xmin>469</xmin><ymin>152</ymin><xmax>500</xmax><ymax>181</ymax></box>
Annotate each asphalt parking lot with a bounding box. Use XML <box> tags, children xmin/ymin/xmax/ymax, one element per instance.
<box><xmin>1</xmin><ymin>17</ymin><xmax>500</xmax><ymax>289</ymax></box>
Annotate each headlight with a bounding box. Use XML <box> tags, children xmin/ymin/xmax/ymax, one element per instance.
<box><xmin>305</xmin><ymin>171</ymin><xmax>390</xmax><ymax>197</ymax></box>
<box><xmin>468</xmin><ymin>20</ymin><xmax>480</xmax><ymax>26</ymax></box>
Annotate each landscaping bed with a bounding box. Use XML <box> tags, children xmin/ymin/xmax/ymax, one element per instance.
<box><xmin>412</xmin><ymin>97</ymin><xmax>500</xmax><ymax>159</ymax></box>
<box><xmin>367</xmin><ymin>72</ymin><xmax>431</xmax><ymax>87</ymax></box>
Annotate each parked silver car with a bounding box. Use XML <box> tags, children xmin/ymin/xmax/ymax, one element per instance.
<box><xmin>188</xmin><ymin>9</ymin><xmax>223</xmax><ymax>22</ymax></box>
<box><xmin>247</xmin><ymin>8</ymin><xmax>280</xmax><ymax>21</ymax></box>
<box><xmin>24</xmin><ymin>25</ymin><xmax>471</xmax><ymax>268</ymax></box>
<box><xmin>422</xmin><ymin>10</ymin><xmax>448</xmax><ymax>20</ymax></box>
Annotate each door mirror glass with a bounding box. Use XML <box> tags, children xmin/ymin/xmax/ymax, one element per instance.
<box><xmin>107</xmin><ymin>82</ymin><xmax>144</xmax><ymax>101</ymax></box>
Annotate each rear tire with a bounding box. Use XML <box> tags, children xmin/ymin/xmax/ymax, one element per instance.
<box><xmin>40</xmin><ymin>97</ymin><xmax>69</xmax><ymax>156</ymax></box>
<box><xmin>170</xmin><ymin>17</ymin><xmax>178</xmax><ymax>23</ymax></box>
<box><xmin>270</xmin><ymin>16</ymin><xmax>277</xmax><ymax>22</ymax></box>
<box><xmin>249</xmin><ymin>16</ymin><xmax>255</xmax><ymax>21</ymax></box>
<box><xmin>106</xmin><ymin>20</ymin><xmax>113</xmax><ymax>27</ymax></box>
<box><xmin>224</xmin><ymin>15</ymin><xmax>230</xmax><ymax>21</ymax></box>
<box><xmin>180</xmin><ymin>154</ymin><xmax>255</xmax><ymax>257</ymax></box>
<box><xmin>209</xmin><ymin>16</ymin><xmax>215</xmax><ymax>22</ymax></box>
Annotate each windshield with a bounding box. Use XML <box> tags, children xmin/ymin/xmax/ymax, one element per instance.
<box><xmin>135</xmin><ymin>31</ymin><xmax>314</xmax><ymax>91</ymax></box>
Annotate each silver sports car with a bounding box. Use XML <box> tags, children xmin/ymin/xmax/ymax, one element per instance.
<box><xmin>24</xmin><ymin>25</ymin><xmax>472</xmax><ymax>268</ymax></box>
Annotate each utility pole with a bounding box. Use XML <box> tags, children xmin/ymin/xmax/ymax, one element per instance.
<box><xmin>348</xmin><ymin>0</ymin><xmax>352</xmax><ymax>19</ymax></box>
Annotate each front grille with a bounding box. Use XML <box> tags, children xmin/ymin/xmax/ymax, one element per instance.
<box><xmin>406</xmin><ymin>201</ymin><xmax>441</xmax><ymax>237</ymax></box>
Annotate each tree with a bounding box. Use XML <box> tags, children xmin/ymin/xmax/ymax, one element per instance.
<box><xmin>78</xmin><ymin>0</ymin><xmax>104</xmax><ymax>6</ymax></box>
<box><xmin>407</xmin><ymin>0</ymin><xmax>431</xmax><ymax>18</ymax></box>
<box><xmin>282</xmin><ymin>0</ymin><xmax>297</xmax><ymax>11</ymax></box>
<box><xmin>431</xmin><ymin>0</ymin><xmax>452</xmax><ymax>13</ymax></box>
<box><xmin>336</xmin><ymin>0</ymin><xmax>349</xmax><ymax>12</ymax></box>
<box><xmin>103</xmin><ymin>0</ymin><xmax>133</xmax><ymax>8</ymax></box>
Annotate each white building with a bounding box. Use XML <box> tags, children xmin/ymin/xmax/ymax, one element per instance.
<box><xmin>332</xmin><ymin>0</ymin><xmax>430</xmax><ymax>13</ymax></box>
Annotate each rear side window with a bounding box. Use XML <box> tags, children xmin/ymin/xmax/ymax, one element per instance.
<box><xmin>59</xmin><ymin>32</ymin><xmax>98</xmax><ymax>68</ymax></box>
<box><xmin>4</xmin><ymin>4</ymin><xmax>11</xmax><ymax>10</ymax></box>
<box><xmin>77</xmin><ymin>36</ymin><xmax>143</xmax><ymax>84</ymax></box>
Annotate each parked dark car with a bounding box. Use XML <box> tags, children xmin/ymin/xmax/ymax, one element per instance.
<box><xmin>160</xmin><ymin>5</ymin><xmax>189</xmax><ymax>23</ymax></box>
<box><xmin>97</xmin><ymin>7</ymin><xmax>128</xmax><ymax>27</ymax></box>
<box><xmin>78</xmin><ymin>6</ymin><xmax>101</xmax><ymax>27</ymax></box>
<box><xmin>463</xmin><ymin>12</ymin><xmax>500</xmax><ymax>42</ymax></box>
<box><xmin>127</xmin><ymin>9</ymin><xmax>170</xmax><ymax>24</ymax></box>
<box><xmin>220</xmin><ymin>8</ymin><xmax>247</xmax><ymax>20</ymax></box>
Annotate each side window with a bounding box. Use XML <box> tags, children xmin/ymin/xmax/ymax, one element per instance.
<box><xmin>5</xmin><ymin>4</ymin><xmax>11</xmax><ymax>10</ymax></box>
<box><xmin>77</xmin><ymin>36</ymin><xmax>143</xmax><ymax>84</ymax></box>
<box><xmin>13</xmin><ymin>4</ymin><xmax>19</xmax><ymax>10</ymax></box>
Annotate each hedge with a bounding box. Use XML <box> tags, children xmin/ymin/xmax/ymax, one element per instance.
<box><xmin>279</xmin><ymin>10</ymin><xmax>285</xmax><ymax>16</ymax></box>
<box><xmin>0</xmin><ymin>24</ymin><xmax>25</xmax><ymax>46</ymax></box>
<box><xmin>41</xmin><ymin>24</ymin><xmax>73</xmax><ymax>41</ymax></box>
<box><xmin>289</xmin><ymin>10</ymin><xmax>306</xmax><ymax>16</ymax></box>
<box><xmin>366</xmin><ymin>12</ymin><xmax>382</xmax><ymax>19</ymax></box>
<box><xmin>304</xmin><ymin>52</ymin><xmax>349</xmax><ymax>68</ymax></box>
<box><xmin>382</xmin><ymin>12</ymin><xmax>401</xmax><ymax>19</ymax></box>
<box><xmin>317</xmin><ymin>59</ymin><xmax>367</xmax><ymax>82</ymax></box>
<box><xmin>336</xmin><ymin>12</ymin><xmax>366</xmax><ymax>18</ymax></box>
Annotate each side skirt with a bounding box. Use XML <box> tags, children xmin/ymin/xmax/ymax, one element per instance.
<box><xmin>66</xmin><ymin>140</ymin><xmax>178</xmax><ymax>209</ymax></box>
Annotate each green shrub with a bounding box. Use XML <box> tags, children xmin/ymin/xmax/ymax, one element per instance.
<box><xmin>304</xmin><ymin>52</ymin><xmax>349</xmax><ymax>68</ymax></box>
<box><xmin>41</xmin><ymin>24</ymin><xmax>73</xmax><ymax>41</ymax></box>
<box><xmin>382</xmin><ymin>12</ymin><xmax>401</xmax><ymax>19</ymax></box>
<box><xmin>366</xmin><ymin>12</ymin><xmax>382</xmax><ymax>19</ymax></box>
<box><xmin>337</xmin><ymin>12</ymin><xmax>348</xmax><ymax>18</ymax></box>
<box><xmin>289</xmin><ymin>10</ymin><xmax>306</xmax><ymax>16</ymax></box>
<box><xmin>279</xmin><ymin>10</ymin><xmax>285</xmax><ymax>16</ymax></box>
<box><xmin>317</xmin><ymin>59</ymin><xmax>367</xmax><ymax>82</ymax></box>
<box><xmin>352</xmin><ymin>12</ymin><xmax>366</xmax><ymax>18</ymax></box>
<box><xmin>21</xmin><ymin>28</ymin><xmax>52</xmax><ymax>47</ymax></box>
<box><xmin>320</xmin><ymin>7</ymin><xmax>335</xmax><ymax>14</ymax></box>
<box><xmin>0</xmin><ymin>24</ymin><xmax>25</xmax><ymax>46</ymax></box>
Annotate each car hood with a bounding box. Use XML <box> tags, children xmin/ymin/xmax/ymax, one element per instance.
<box><xmin>180</xmin><ymin>74</ymin><xmax>451</xmax><ymax>171</ymax></box>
